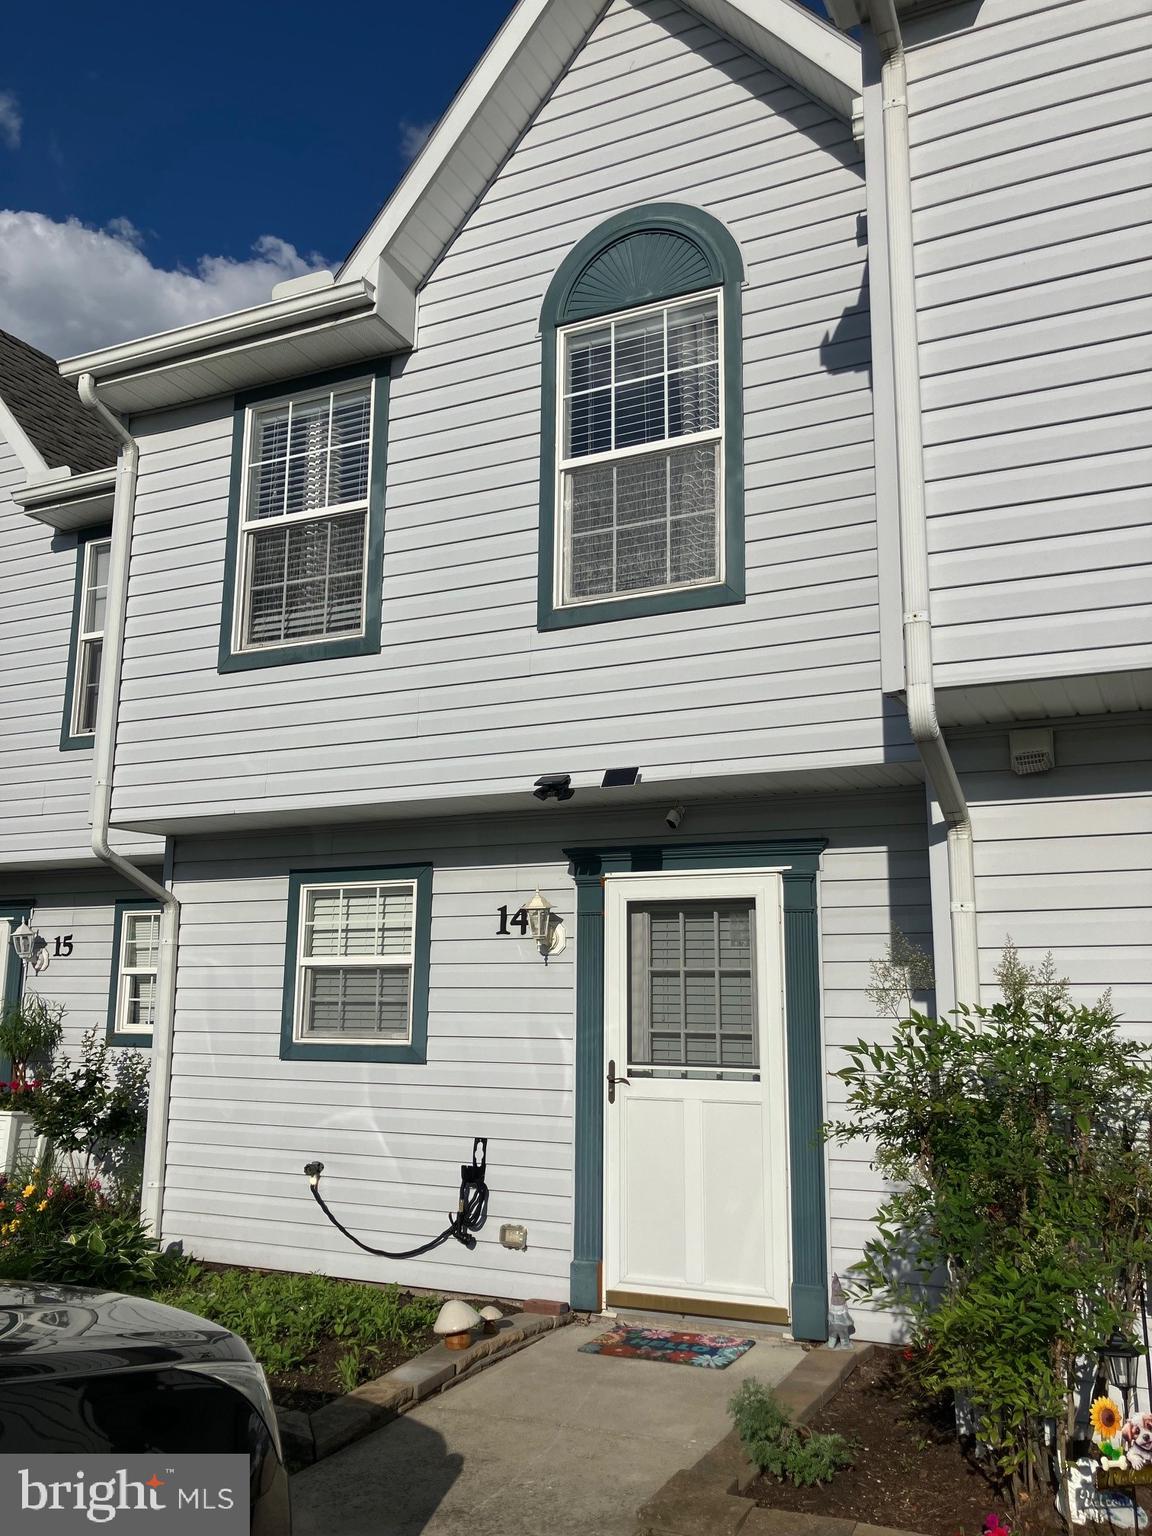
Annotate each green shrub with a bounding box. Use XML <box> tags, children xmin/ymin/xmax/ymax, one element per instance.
<box><xmin>0</xmin><ymin>996</ymin><xmax>64</xmax><ymax>1103</ymax></box>
<box><xmin>825</xmin><ymin>943</ymin><xmax>1152</xmax><ymax>1493</ymax></box>
<box><xmin>30</xmin><ymin>1030</ymin><xmax>150</xmax><ymax>1189</ymax></box>
<box><xmin>0</xmin><ymin>1167</ymin><xmax>188</xmax><ymax>1290</ymax></box>
<box><xmin>153</xmin><ymin>1268</ymin><xmax>441</xmax><ymax>1377</ymax></box>
<box><xmin>730</xmin><ymin>1379</ymin><xmax>854</xmax><ymax>1487</ymax></box>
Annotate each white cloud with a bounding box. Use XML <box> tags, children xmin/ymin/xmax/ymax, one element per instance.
<box><xmin>0</xmin><ymin>211</ymin><xmax>329</xmax><ymax>357</ymax></box>
<box><xmin>399</xmin><ymin>119</ymin><xmax>435</xmax><ymax>162</ymax></box>
<box><xmin>0</xmin><ymin>92</ymin><xmax>21</xmax><ymax>150</ymax></box>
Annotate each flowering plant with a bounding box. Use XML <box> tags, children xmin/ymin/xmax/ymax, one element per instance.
<box><xmin>0</xmin><ymin>1078</ymin><xmax>42</xmax><ymax>1112</ymax></box>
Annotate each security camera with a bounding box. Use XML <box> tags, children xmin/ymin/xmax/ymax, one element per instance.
<box><xmin>665</xmin><ymin>805</ymin><xmax>685</xmax><ymax>830</ymax></box>
<box><xmin>533</xmin><ymin>773</ymin><xmax>574</xmax><ymax>802</ymax></box>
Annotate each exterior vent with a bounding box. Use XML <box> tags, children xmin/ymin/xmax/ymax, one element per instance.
<box><xmin>1009</xmin><ymin>728</ymin><xmax>1055</xmax><ymax>776</ymax></box>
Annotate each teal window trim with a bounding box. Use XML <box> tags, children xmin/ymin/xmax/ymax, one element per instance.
<box><xmin>217</xmin><ymin>359</ymin><xmax>391</xmax><ymax>674</ymax></box>
<box><xmin>106</xmin><ymin>897</ymin><xmax>160</xmax><ymax>1047</ymax></box>
<box><xmin>537</xmin><ymin>204</ymin><xmax>746</xmax><ymax>632</ymax></box>
<box><xmin>60</xmin><ymin>522</ymin><xmax>113</xmax><ymax>751</ymax></box>
<box><xmin>279</xmin><ymin>863</ymin><xmax>432</xmax><ymax>1064</ymax></box>
<box><xmin>564</xmin><ymin>837</ymin><xmax>829</xmax><ymax>1340</ymax></box>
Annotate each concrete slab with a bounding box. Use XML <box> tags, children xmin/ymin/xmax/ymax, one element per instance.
<box><xmin>291</xmin><ymin>1315</ymin><xmax>805</xmax><ymax>1536</ymax></box>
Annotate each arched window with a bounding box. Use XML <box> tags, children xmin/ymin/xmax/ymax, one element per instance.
<box><xmin>537</xmin><ymin>204</ymin><xmax>745</xmax><ymax>631</ymax></box>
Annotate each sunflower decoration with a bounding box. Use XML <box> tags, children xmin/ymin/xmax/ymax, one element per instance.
<box><xmin>1091</xmin><ymin>1396</ymin><xmax>1124</xmax><ymax>1445</ymax></box>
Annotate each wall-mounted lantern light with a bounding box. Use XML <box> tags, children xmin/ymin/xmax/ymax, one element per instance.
<box><xmin>524</xmin><ymin>890</ymin><xmax>565</xmax><ymax>959</ymax></box>
<box><xmin>1098</xmin><ymin>1328</ymin><xmax>1144</xmax><ymax>1416</ymax></box>
<box><xmin>11</xmin><ymin>920</ymin><xmax>49</xmax><ymax>975</ymax></box>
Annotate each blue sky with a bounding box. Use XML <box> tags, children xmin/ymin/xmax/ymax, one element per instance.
<box><xmin>0</xmin><ymin>0</ymin><xmax>829</xmax><ymax>355</ymax></box>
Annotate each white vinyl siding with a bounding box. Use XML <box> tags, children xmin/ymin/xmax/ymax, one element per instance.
<box><xmin>296</xmin><ymin>881</ymin><xmax>416</xmax><ymax>1043</ymax></box>
<box><xmin>71</xmin><ymin>537</ymin><xmax>110</xmax><ymax>738</ymax></box>
<box><xmin>558</xmin><ymin>293</ymin><xmax>722</xmax><ymax>604</ymax></box>
<box><xmin>114</xmin><ymin>910</ymin><xmax>160</xmax><ymax>1036</ymax></box>
<box><xmin>237</xmin><ymin>382</ymin><xmax>373</xmax><ymax>651</ymax></box>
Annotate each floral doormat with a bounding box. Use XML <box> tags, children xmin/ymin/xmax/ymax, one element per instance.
<box><xmin>579</xmin><ymin>1323</ymin><xmax>757</xmax><ymax>1368</ymax></box>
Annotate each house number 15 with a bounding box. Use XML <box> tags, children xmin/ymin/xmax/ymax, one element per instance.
<box><xmin>53</xmin><ymin>934</ymin><xmax>74</xmax><ymax>957</ymax></box>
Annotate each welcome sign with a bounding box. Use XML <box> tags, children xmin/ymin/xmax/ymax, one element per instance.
<box><xmin>0</xmin><ymin>1456</ymin><xmax>248</xmax><ymax>1533</ymax></box>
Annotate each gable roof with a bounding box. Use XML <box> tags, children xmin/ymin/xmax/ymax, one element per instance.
<box><xmin>0</xmin><ymin>329</ymin><xmax>118</xmax><ymax>476</ymax></box>
<box><xmin>339</xmin><ymin>0</ymin><xmax>862</xmax><ymax>287</ymax></box>
<box><xmin>60</xmin><ymin>0</ymin><xmax>860</xmax><ymax>413</ymax></box>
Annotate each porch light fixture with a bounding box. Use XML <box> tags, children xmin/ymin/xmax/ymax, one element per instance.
<box><xmin>524</xmin><ymin>889</ymin><xmax>564</xmax><ymax>958</ymax></box>
<box><xmin>1099</xmin><ymin>1329</ymin><xmax>1143</xmax><ymax>1414</ymax></box>
<box><xmin>10</xmin><ymin>920</ymin><xmax>49</xmax><ymax>975</ymax></box>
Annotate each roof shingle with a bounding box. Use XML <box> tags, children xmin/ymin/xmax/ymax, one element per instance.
<box><xmin>0</xmin><ymin>328</ymin><xmax>118</xmax><ymax>474</ymax></box>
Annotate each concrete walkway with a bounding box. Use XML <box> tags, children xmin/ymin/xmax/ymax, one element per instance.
<box><xmin>291</xmin><ymin>1316</ymin><xmax>804</xmax><ymax>1536</ymax></box>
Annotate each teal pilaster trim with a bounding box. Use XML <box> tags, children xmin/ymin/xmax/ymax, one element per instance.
<box><xmin>59</xmin><ymin>522</ymin><xmax>113</xmax><ymax>751</ymax></box>
<box><xmin>783</xmin><ymin>872</ymin><xmax>828</xmax><ymax>1341</ymax></box>
<box><xmin>279</xmin><ymin>863</ymin><xmax>432</xmax><ymax>1064</ymax></box>
<box><xmin>566</xmin><ymin>838</ymin><xmax>828</xmax><ymax>1329</ymax></box>
<box><xmin>217</xmin><ymin>359</ymin><xmax>391</xmax><ymax>673</ymax></box>
<box><xmin>537</xmin><ymin>204</ymin><xmax>746</xmax><ymax>632</ymax></box>
<box><xmin>106</xmin><ymin>897</ymin><xmax>160</xmax><ymax>1047</ymax></box>
<box><xmin>0</xmin><ymin>901</ymin><xmax>30</xmax><ymax>1081</ymax></box>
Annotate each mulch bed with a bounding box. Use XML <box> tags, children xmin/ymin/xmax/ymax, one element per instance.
<box><xmin>266</xmin><ymin>1292</ymin><xmax>513</xmax><ymax>1414</ymax></box>
<box><xmin>747</xmin><ymin>1348</ymin><xmax>1048</xmax><ymax>1536</ymax></box>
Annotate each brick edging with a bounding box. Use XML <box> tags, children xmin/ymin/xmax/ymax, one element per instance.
<box><xmin>278</xmin><ymin>1307</ymin><xmax>573</xmax><ymax>1466</ymax></box>
<box><xmin>635</xmin><ymin>1343</ymin><xmax>927</xmax><ymax>1536</ymax></box>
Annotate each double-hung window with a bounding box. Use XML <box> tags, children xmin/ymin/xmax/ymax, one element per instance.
<box><xmin>537</xmin><ymin>206</ymin><xmax>745</xmax><ymax>631</ymax></box>
<box><xmin>63</xmin><ymin>534</ymin><xmax>110</xmax><ymax>746</ymax></box>
<box><xmin>281</xmin><ymin>865</ymin><xmax>432</xmax><ymax>1063</ymax></box>
<box><xmin>558</xmin><ymin>294</ymin><xmax>722</xmax><ymax>606</ymax></box>
<box><xmin>108</xmin><ymin>902</ymin><xmax>161</xmax><ymax>1045</ymax></box>
<box><xmin>232</xmin><ymin>377</ymin><xmax>378</xmax><ymax>657</ymax></box>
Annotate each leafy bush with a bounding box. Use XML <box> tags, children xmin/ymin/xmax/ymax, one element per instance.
<box><xmin>825</xmin><ymin>943</ymin><xmax>1152</xmax><ymax>1493</ymax></box>
<box><xmin>0</xmin><ymin>996</ymin><xmax>64</xmax><ymax>1102</ymax></box>
<box><xmin>730</xmin><ymin>1379</ymin><xmax>854</xmax><ymax>1486</ymax></box>
<box><xmin>153</xmin><ymin>1268</ymin><xmax>441</xmax><ymax>1379</ymax></box>
<box><xmin>0</xmin><ymin>1167</ymin><xmax>188</xmax><ymax>1290</ymax></box>
<box><xmin>30</xmin><ymin>1030</ymin><xmax>150</xmax><ymax>1187</ymax></box>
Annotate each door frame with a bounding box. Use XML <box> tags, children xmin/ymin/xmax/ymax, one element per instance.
<box><xmin>603</xmin><ymin>868</ymin><xmax>790</xmax><ymax>1319</ymax></box>
<box><xmin>0</xmin><ymin>902</ymin><xmax>31</xmax><ymax>1078</ymax></box>
<box><xmin>565</xmin><ymin>838</ymin><xmax>828</xmax><ymax>1339</ymax></box>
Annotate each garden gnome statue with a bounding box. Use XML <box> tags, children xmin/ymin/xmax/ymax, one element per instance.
<box><xmin>827</xmin><ymin>1273</ymin><xmax>855</xmax><ymax>1350</ymax></box>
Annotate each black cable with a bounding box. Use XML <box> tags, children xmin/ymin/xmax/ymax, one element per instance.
<box><xmin>302</xmin><ymin>1138</ymin><xmax>489</xmax><ymax>1261</ymax></box>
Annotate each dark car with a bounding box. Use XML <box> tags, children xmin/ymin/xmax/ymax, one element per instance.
<box><xmin>0</xmin><ymin>1284</ymin><xmax>291</xmax><ymax>1534</ymax></box>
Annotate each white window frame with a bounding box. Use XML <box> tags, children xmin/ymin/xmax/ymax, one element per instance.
<box><xmin>293</xmin><ymin>878</ymin><xmax>417</xmax><ymax>1047</ymax></box>
<box><xmin>232</xmin><ymin>376</ymin><xmax>375</xmax><ymax>655</ymax></box>
<box><xmin>113</xmin><ymin>910</ymin><xmax>160</xmax><ymax>1038</ymax></box>
<box><xmin>553</xmin><ymin>288</ymin><xmax>726</xmax><ymax>611</ymax></box>
<box><xmin>70</xmin><ymin>535</ymin><xmax>111</xmax><ymax>739</ymax></box>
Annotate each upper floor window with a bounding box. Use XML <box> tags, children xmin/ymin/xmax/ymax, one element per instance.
<box><xmin>218</xmin><ymin>363</ymin><xmax>389</xmax><ymax>674</ymax></box>
<box><xmin>559</xmin><ymin>294</ymin><xmax>722</xmax><ymax>605</ymax></box>
<box><xmin>538</xmin><ymin>204</ymin><xmax>746</xmax><ymax>632</ymax></box>
<box><xmin>60</xmin><ymin>528</ymin><xmax>111</xmax><ymax>750</ymax></box>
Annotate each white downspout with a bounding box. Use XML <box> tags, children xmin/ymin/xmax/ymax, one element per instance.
<box><xmin>872</xmin><ymin>0</ymin><xmax>981</xmax><ymax>1007</ymax></box>
<box><xmin>77</xmin><ymin>374</ymin><xmax>178</xmax><ymax>1236</ymax></box>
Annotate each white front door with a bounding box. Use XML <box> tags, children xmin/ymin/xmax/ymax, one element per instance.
<box><xmin>603</xmin><ymin>871</ymin><xmax>790</xmax><ymax>1323</ymax></box>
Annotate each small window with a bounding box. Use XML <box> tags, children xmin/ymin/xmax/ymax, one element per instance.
<box><xmin>280</xmin><ymin>865</ymin><xmax>432</xmax><ymax>1063</ymax></box>
<box><xmin>235</xmin><ymin>382</ymin><xmax>373</xmax><ymax>652</ymax></box>
<box><xmin>61</xmin><ymin>533</ymin><xmax>111</xmax><ymax>748</ymax></box>
<box><xmin>108</xmin><ymin>902</ymin><xmax>160</xmax><ymax>1045</ymax></box>
<box><xmin>628</xmin><ymin>901</ymin><xmax>758</xmax><ymax>1071</ymax></box>
<box><xmin>558</xmin><ymin>294</ymin><xmax>722</xmax><ymax>606</ymax></box>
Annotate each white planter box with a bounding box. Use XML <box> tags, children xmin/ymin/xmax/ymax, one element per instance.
<box><xmin>0</xmin><ymin>1110</ymin><xmax>41</xmax><ymax>1177</ymax></box>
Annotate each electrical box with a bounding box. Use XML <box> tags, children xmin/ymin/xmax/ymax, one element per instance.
<box><xmin>500</xmin><ymin>1223</ymin><xmax>528</xmax><ymax>1251</ymax></box>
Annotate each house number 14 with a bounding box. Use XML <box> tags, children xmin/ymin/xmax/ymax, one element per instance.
<box><xmin>495</xmin><ymin>906</ymin><xmax>529</xmax><ymax>936</ymax></box>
